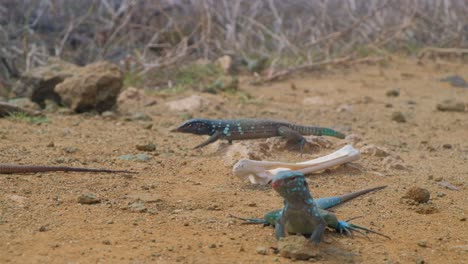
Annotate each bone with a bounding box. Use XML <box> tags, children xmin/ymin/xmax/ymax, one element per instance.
<box><xmin>232</xmin><ymin>144</ymin><xmax>360</xmax><ymax>184</ymax></box>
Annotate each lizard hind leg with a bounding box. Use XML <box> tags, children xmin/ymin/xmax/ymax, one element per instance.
<box><xmin>277</xmin><ymin>126</ymin><xmax>307</xmax><ymax>154</ymax></box>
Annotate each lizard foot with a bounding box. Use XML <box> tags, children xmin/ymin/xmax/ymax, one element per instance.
<box><xmin>336</xmin><ymin>220</ymin><xmax>391</xmax><ymax>240</ymax></box>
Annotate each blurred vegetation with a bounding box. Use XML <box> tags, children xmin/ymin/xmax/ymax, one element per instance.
<box><xmin>0</xmin><ymin>0</ymin><xmax>466</xmax><ymax>93</ymax></box>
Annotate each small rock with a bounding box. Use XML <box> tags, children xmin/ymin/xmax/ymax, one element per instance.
<box><xmin>136</xmin><ymin>143</ymin><xmax>156</xmax><ymax>152</ymax></box>
<box><xmin>417</xmin><ymin>240</ymin><xmax>428</xmax><ymax>248</ymax></box>
<box><xmin>208</xmin><ymin>243</ymin><xmax>217</xmax><ymax>248</ymax></box>
<box><xmin>391</xmin><ymin>111</ymin><xmax>406</xmax><ymax>123</ymax></box>
<box><xmin>77</xmin><ymin>193</ymin><xmax>100</xmax><ymax>204</ymax></box>
<box><xmin>386</xmin><ymin>89</ymin><xmax>400</xmax><ymax>97</ymax></box>
<box><xmin>404</xmin><ymin>187</ymin><xmax>430</xmax><ymax>203</ymax></box>
<box><xmin>38</xmin><ymin>225</ymin><xmax>49</xmax><ymax>232</ymax></box>
<box><xmin>102</xmin><ymin>239</ymin><xmax>112</xmax><ymax>245</ymax></box>
<box><xmin>277</xmin><ymin>236</ymin><xmax>321</xmax><ymax>260</ymax></box>
<box><xmin>361</xmin><ymin>145</ymin><xmax>390</xmax><ymax>157</ymax></box>
<box><xmin>63</xmin><ymin>146</ymin><xmax>78</xmax><ymax>153</ymax></box>
<box><xmin>436</xmin><ymin>99</ymin><xmax>465</xmax><ymax>112</ymax></box>
<box><xmin>442</xmin><ymin>143</ymin><xmax>452</xmax><ymax>149</ymax></box>
<box><xmin>46</xmin><ymin>142</ymin><xmax>55</xmax><ymax>147</ymax></box>
<box><xmin>128</xmin><ymin>201</ymin><xmax>147</xmax><ymax>213</ymax></box>
<box><xmin>256</xmin><ymin>246</ymin><xmax>268</xmax><ymax>255</ymax></box>
<box><xmin>460</xmin><ymin>217</ymin><xmax>466</xmax><ymax>221</ymax></box>
<box><xmin>118</xmin><ymin>154</ymin><xmax>151</xmax><ymax>162</ymax></box>
<box><xmin>436</xmin><ymin>192</ymin><xmax>446</xmax><ymax>197</ymax></box>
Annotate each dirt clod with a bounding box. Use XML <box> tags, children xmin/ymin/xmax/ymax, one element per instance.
<box><xmin>404</xmin><ymin>187</ymin><xmax>430</xmax><ymax>203</ymax></box>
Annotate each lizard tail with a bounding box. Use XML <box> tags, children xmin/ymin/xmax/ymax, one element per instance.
<box><xmin>337</xmin><ymin>185</ymin><xmax>387</xmax><ymax>204</ymax></box>
<box><xmin>315</xmin><ymin>185</ymin><xmax>387</xmax><ymax>210</ymax></box>
<box><xmin>292</xmin><ymin>125</ymin><xmax>346</xmax><ymax>139</ymax></box>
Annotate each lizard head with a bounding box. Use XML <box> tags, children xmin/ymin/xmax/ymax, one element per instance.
<box><xmin>270</xmin><ymin>171</ymin><xmax>310</xmax><ymax>199</ymax></box>
<box><xmin>171</xmin><ymin>119</ymin><xmax>213</xmax><ymax>135</ymax></box>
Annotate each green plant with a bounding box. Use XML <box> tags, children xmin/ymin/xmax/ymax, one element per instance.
<box><xmin>7</xmin><ymin>112</ymin><xmax>49</xmax><ymax>124</ymax></box>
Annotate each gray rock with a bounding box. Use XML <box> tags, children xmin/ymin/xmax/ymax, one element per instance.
<box><xmin>277</xmin><ymin>236</ymin><xmax>321</xmax><ymax>260</ymax></box>
<box><xmin>128</xmin><ymin>201</ymin><xmax>147</xmax><ymax>213</ymax></box>
<box><xmin>437</xmin><ymin>99</ymin><xmax>465</xmax><ymax>112</ymax></box>
<box><xmin>118</xmin><ymin>154</ymin><xmax>151</xmax><ymax>162</ymax></box>
<box><xmin>77</xmin><ymin>193</ymin><xmax>100</xmax><ymax>204</ymax></box>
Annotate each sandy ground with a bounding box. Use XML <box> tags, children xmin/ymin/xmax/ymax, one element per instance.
<box><xmin>0</xmin><ymin>58</ymin><xmax>467</xmax><ymax>264</ymax></box>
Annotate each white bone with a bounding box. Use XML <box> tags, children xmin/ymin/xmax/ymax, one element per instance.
<box><xmin>232</xmin><ymin>144</ymin><xmax>360</xmax><ymax>184</ymax></box>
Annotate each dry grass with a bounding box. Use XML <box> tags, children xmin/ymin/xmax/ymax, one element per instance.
<box><xmin>0</xmin><ymin>0</ymin><xmax>467</xmax><ymax>88</ymax></box>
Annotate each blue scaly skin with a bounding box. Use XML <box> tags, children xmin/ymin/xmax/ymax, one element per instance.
<box><xmin>171</xmin><ymin>118</ymin><xmax>346</xmax><ymax>150</ymax></box>
<box><xmin>231</xmin><ymin>171</ymin><xmax>389</xmax><ymax>243</ymax></box>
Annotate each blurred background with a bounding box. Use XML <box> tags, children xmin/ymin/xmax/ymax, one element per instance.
<box><xmin>0</xmin><ymin>0</ymin><xmax>467</xmax><ymax>91</ymax></box>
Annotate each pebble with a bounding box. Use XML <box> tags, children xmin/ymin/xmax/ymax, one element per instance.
<box><xmin>391</xmin><ymin>111</ymin><xmax>406</xmax><ymax>123</ymax></box>
<box><xmin>404</xmin><ymin>187</ymin><xmax>430</xmax><ymax>203</ymax></box>
<box><xmin>442</xmin><ymin>143</ymin><xmax>452</xmax><ymax>149</ymax></box>
<box><xmin>77</xmin><ymin>193</ymin><xmax>101</xmax><ymax>204</ymax></box>
<box><xmin>128</xmin><ymin>201</ymin><xmax>147</xmax><ymax>213</ymax></box>
<box><xmin>208</xmin><ymin>243</ymin><xmax>217</xmax><ymax>248</ymax></box>
<box><xmin>386</xmin><ymin>89</ymin><xmax>400</xmax><ymax>97</ymax></box>
<box><xmin>136</xmin><ymin>142</ymin><xmax>156</xmax><ymax>152</ymax></box>
<box><xmin>256</xmin><ymin>246</ymin><xmax>268</xmax><ymax>255</ymax></box>
<box><xmin>119</xmin><ymin>154</ymin><xmax>151</xmax><ymax>162</ymax></box>
<box><xmin>102</xmin><ymin>239</ymin><xmax>112</xmax><ymax>245</ymax></box>
<box><xmin>436</xmin><ymin>99</ymin><xmax>465</xmax><ymax>112</ymax></box>
<box><xmin>417</xmin><ymin>240</ymin><xmax>428</xmax><ymax>248</ymax></box>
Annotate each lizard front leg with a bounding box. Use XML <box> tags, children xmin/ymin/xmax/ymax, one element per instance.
<box><xmin>278</xmin><ymin>126</ymin><xmax>307</xmax><ymax>153</ymax></box>
<box><xmin>194</xmin><ymin>131</ymin><xmax>222</xmax><ymax>149</ymax></box>
<box><xmin>275</xmin><ymin>216</ymin><xmax>287</xmax><ymax>239</ymax></box>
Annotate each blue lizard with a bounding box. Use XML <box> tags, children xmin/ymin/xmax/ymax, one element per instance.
<box><xmin>231</xmin><ymin>171</ymin><xmax>389</xmax><ymax>244</ymax></box>
<box><xmin>171</xmin><ymin>118</ymin><xmax>345</xmax><ymax>150</ymax></box>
